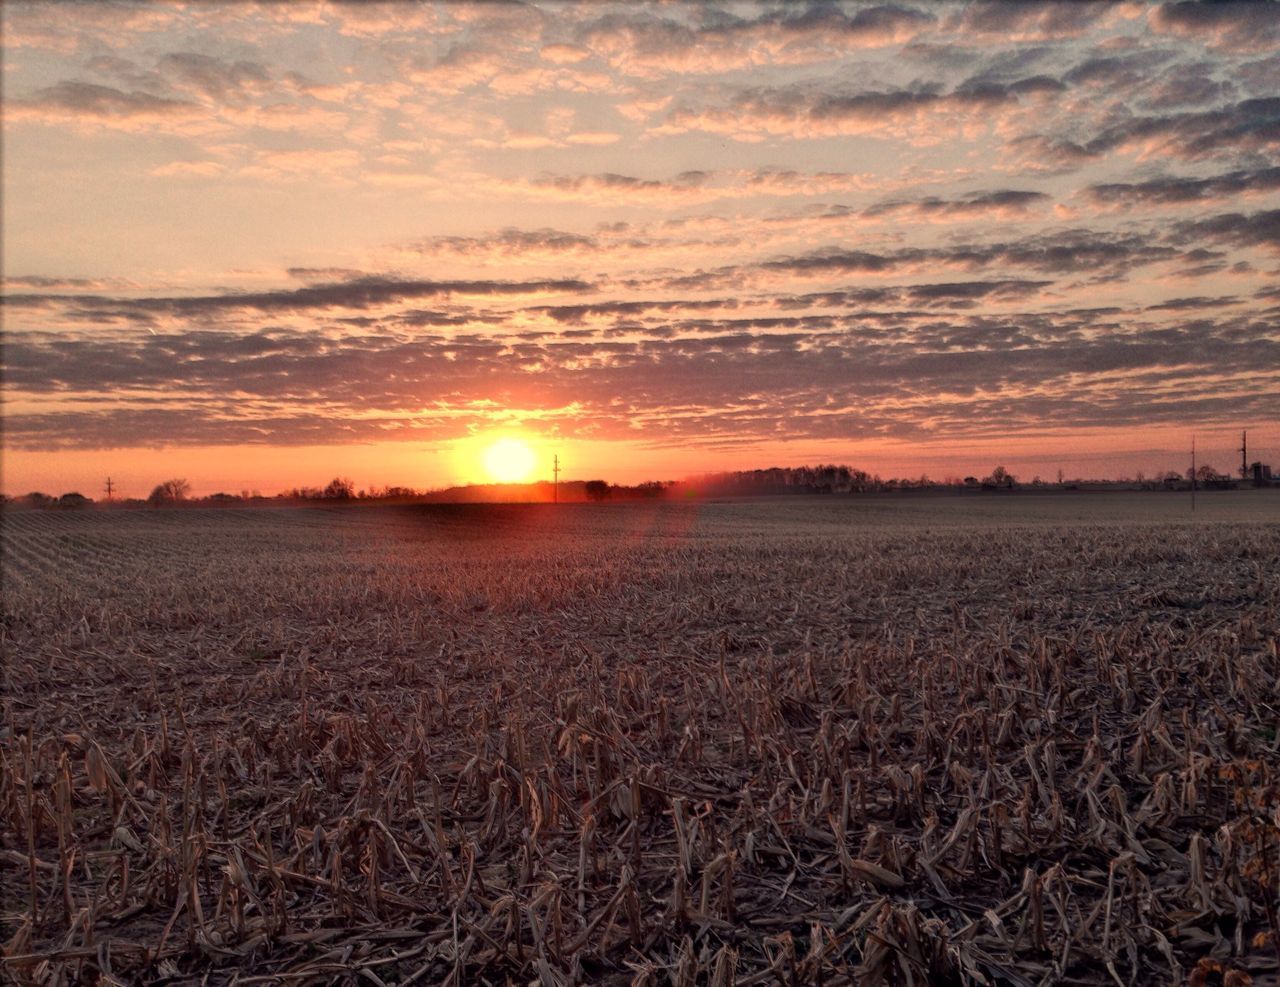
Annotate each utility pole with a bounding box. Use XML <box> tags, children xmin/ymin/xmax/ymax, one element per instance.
<box><xmin>1240</xmin><ymin>429</ymin><xmax>1248</xmax><ymax>479</ymax></box>
<box><xmin>1190</xmin><ymin>435</ymin><xmax>1196</xmax><ymax>514</ymax></box>
<box><xmin>104</xmin><ymin>476</ymin><xmax>115</xmax><ymax>501</ymax></box>
<box><xmin>553</xmin><ymin>454</ymin><xmax>560</xmax><ymax>504</ymax></box>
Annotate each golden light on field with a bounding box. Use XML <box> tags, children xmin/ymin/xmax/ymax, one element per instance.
<box><xmin>481</xmin><ymin>436</ymin><xmax>538</xmax><ymax>483</ymax></box>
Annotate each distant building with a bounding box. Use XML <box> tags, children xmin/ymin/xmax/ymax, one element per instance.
<box><xmin>1252</xmin><ymin>462</ymin><xmax>1273</xmax><ymax>486</ymax></box>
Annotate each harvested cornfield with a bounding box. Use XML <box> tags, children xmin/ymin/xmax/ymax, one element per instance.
<box><xmin>2</xmin><ymin>494</ymin><xmax>1278</xmax><ymax>985</ymax></box>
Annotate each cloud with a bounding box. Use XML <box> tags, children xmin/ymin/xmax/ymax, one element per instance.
<box><xmin>1145</xmin><ymin>295</ymin><xmax>1241</xmax><ymax>312</ymax></box>
<box><xmin>903</xmin><ymin>280</ymin><xmax>1053</xmax><ymax>303</ymax></box>
<box><xmin>1149</xmin><ymin>1</ymin><xmax>1280</xmax><ymax>54</ymax></box>
<box><xmin>156</xmin><ymin>51</ymin><xmax>271</xmax><ymax>103</ymax></box>
<box><xmin>863</xmin><ymin>189</ymin><xmax>1050</xmax><ymax>220</ymax></box>
<box><xmin>759</xmin><ymin>228</ymin><xmax>1178</xmax><ymax>278</ymax></box>
<box><xmin>1140</xmin><ymin>62</ymin><xmax>1237</xmax><ymax>111</ymax></box>
<box><xmin>565</xmin><ymin>131</ymin><xmax>622</xmax><ymax>145</ymax></box>
<box><xmin>412</xmin><ymin>165</ymin><xmax>947</xmax><ymax>213</ymax></box>
<box><xmin>575</xmin><ymin>5</ymin><xmax>936</xmax><ymax>78</ymax></box>
<box><xmin>286</xmin><ymin>267</ymin><xmax>368</xmax><ymax>283</ymax></box>
<box><xmin>6</xmin><ymin>304</ymin><xmax>1277</xmax><ymax>451</ymax></box>
<box><xmin>520</xmin><ymin>169</ymin><xmax>716</xmax><ymax>203</ymax></box>
<box><xmin>1</xmin><ymin>276</ymin><xmax>596</xmax><ymax>321</ymax></box>
<box><xmin>485</xmin><ymin>166</ymin><xmax>899</xmax><ymax>207</ymax></box>
<box><xmin>1062</xmin><ymin>51</ymin><xmax>1176</xmax><ymax>91</ymax></box>
<box><xmin>151</xmin><ymin>160</ymin><xmax>226</xmax><ymax>178</ymax></box>
<box><xmin>658</xmin><ymin>77</ymin><xmax>1063</xmax><ymax>141</ymax></box>
<box><xmin>1175</xmin><ymin>208</ymin><xmax>1280</xmax><ymax>252</ymax></box>
<box><xmin>406</xmin><ymin>228</ymin><xmax>600</xmax><ymax>258</ymax></box>
<box><xmin>407</xmin><ymin>42</ymin><xmax>522</xmax><ymax>92</ymax></box>
<box><xmin>10</xmin><ymin>80</ymin><xmax>198</xmax><ymax>120</ymax></box>
<box><xmin>325</xmin><ymin>2</ymin><xmax>454</xmax><ymax>39</ymax></box>
<box><xmin>395</xmin><ymin>221</ymin><xmax>760</xmax><ymax>271</ymax></box>
<box><xmin>8</xmin><ymin>50</ymin><xmax>350</xmax><ymax>140</ymax></box>
<box><xmin>239</xmin><ymin>147</ymin><xmax>361</xmax><ymax>181</ymax></box>
<box><xmin>947</xmin><ymin>1</ymin><xmax>1114</xmax><ymax>41</ymax></box>
<box><xmin>1010</xmin><ymin>97</ymin><xmax>1280</xmax><ymax>170</ymax></box>
<box><xmin>1240</xmin><ymin>53</ymin><xmax>1280</xmax><ymax>97</ymax></box>
<box><xmin>1084</xmin><ymin>166</ymin><xmax>1280</xmax><ymax>207</ymax></box>
<box><xmin>540</xmin><ymin>43</ymin><xmax>591</xmax><ymax>64</ymax></box>
<box><xmin>1</xmin><ymin>275</ymin><xmax>119</xmax><ymax>292</ymax></box>
<box><xmin>530</xmin><ymin>298</ymin><xmax>738</xmax><ymax>325</ymax></box>
<box><xmin>2</xmin><ymin>3</ymin><xmax>181</xmax><ymax>54</ymax></box>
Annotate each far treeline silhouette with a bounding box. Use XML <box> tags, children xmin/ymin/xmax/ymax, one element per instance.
<box><xmin>4</xmin><ymin>461</ymin><xmax>1271</xmax><ymax>509</ymax></box>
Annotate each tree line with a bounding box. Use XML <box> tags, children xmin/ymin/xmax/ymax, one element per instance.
<box><xmin>4</xmin><ymin>460</ymin><xmax>1259</xmax><ymax>510</ymax></box>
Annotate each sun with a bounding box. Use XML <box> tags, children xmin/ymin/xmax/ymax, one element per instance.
<box><xmin>482</xmin><ymin>436</ymin><xmax>538</xmax><ymax>483</ymax></box>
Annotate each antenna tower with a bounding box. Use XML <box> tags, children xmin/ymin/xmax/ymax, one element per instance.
<box><xmin>104</xmin><ymin>476</ymin><xmax>115</xmax><ymax>501</ymax></box>
<box><xmin>1240</xmin><ymin>429</ymin><xmax>1248</xmax><ymax>479</ymax></box>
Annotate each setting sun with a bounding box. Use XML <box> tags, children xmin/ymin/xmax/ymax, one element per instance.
<box><xmin>481</xmin><ymin>437</ymin><xmax>537</xmax><ymax>484</ymax></box>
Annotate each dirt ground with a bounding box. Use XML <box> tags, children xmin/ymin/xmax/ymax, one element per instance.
<box><xmin>3</xmin><ymin>493</ymin><xmax>1278</xmax><ymax>984</ymax></box>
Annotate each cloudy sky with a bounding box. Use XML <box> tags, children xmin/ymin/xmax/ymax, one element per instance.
<box><xmin>3</xmin><ymin>0</ymin><xmax>1279</xmax><ymax>495</ymax></box>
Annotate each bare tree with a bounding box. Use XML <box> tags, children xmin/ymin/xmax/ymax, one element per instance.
<box><xmin>323</xmin><ymin>477</ymin><xmax>355</xmax><ymax>500</ymax></box>
<box><xmin>148</xmin><ymin>478</ymin><xmax>191</xmax><ymax>506</ymax></box>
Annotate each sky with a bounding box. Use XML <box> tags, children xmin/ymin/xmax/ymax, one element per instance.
<box><xmin>3</xmin><ymin>0</ymin><xmax>1279</xmax><ymax>497</ymax></box>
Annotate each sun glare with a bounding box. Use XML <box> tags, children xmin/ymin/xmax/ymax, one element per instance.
<box><xmin>482</xmin><ymin>436</ymin><xmax>538</xmax><ymax>483</ymax></box>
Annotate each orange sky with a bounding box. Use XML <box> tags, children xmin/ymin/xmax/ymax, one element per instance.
<box><xmin>4</xmin><ymin>425</ymin><xmax>1268</xmax><ymax>500</ymax></box>
<box><xmin>3</xmin><ymin>2</ymin><xmax>1278</xmax><ymax>497</ymax></box>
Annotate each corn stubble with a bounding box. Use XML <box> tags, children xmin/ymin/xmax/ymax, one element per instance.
<box><xmin>1</xmin><ymin>500</ymin><xmax>1278</xmax><ymax>985</ymax></box>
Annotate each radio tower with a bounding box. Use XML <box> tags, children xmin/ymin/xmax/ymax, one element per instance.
<box><xmin>553</xmin><ymin>454</ymin><xmax>560</xmax><ymax>504</ymax></box>
<box><xmin>1240</xmin><ymin>429</ymin><xmax>1248</xmax><ymax>480</ymax></box>
<box><xmin>104</xmin><ymin>476</ymin><xmax>115</xmax><ymax>501</ymax></box>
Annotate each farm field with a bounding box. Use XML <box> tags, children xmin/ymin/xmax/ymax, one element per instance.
<box><xmin>2</xmin><ymin>494</ymin><xmax>1279</xmax><ymax>985</ymax></box>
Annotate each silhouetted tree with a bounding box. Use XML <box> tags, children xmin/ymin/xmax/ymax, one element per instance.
<box><xmin>323</xmin><ymin>477</ymin><xmax>355</xmax><ymax>500</ymax></box>
<box><xmin>584</xmin><ymin>480</ymin><xmax>611</xmax><ymax>501</ymax></box>
<box><xmin>984</xmin><ymin>465</ymin><xmax>1016</xmax><ymax>488</ymax></box>
<box><xmin>148</xmin><ymin>478</ymin><xmax>191</xmax><ymax>506</ymax></box>
<box><xmin>632</xmin><ymin>481</ymin><xmax>669</xmax><ymax>498</ymax></box>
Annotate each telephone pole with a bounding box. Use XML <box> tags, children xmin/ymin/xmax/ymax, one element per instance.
<box><xmin>104</xmin><ymin>476</ymin><xmax>115</xmax><ymax>501</ymax></box>
<box><xmin>553</xmin><ymin>454</ymin><xmax>560</xmax><ymax>504</ymax></box>
<box><xmin>1190</xmin><ymin>436</ymin><xmax>1196</xmax><ymax>514</ymax></box>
